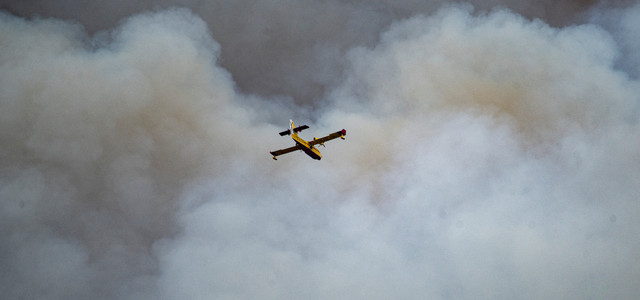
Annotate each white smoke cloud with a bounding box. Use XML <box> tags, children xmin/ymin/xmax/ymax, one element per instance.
<box><xmin>0</xmin><ymin>8</ymin><xmax>261</xmax><ymax>299</ymax></box>
<box><xmin>0</xmin><ymin>0</ymin><xmax>608</xmax><ymax>103</ymax></box>
<box><xmin>1</xmin><ymin>2</ymin><xmax>640</xmax><ymax>300</ymax></box>
<box><xmin>589</xmin><ymin>1</ymin><xmax>640</xmax><ymax>78</ymax></box>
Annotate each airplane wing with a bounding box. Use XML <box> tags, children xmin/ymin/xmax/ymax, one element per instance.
<box><xmin>308</xmin><ymin>129</ymin><xmax>346</xmax><ymax>147</ymax></box>
<box><xmin>270</xmin><ymin>145</ymin><xmax>299</xmax><ymax>159</ymax></box>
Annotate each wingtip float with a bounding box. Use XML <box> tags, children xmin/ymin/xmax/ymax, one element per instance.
<box><xmin>270</xmin><ymin>120</ymin><xmax>346</xmax><ymax>160</ymax></box>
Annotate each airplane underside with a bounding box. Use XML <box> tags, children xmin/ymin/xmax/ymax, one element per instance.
<box><xmin>298</xmin><ymin>143</ymin><xmax>322</xmax><ymax>160</ymax></box>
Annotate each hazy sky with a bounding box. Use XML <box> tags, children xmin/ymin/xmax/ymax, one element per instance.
<box><xmin>1</xmin><ymin>1</ymin><xmax>639</xmax><ymax>299</ymax></box>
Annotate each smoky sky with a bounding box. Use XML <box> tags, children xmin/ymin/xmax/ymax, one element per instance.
<box><xmin>1</xmin><ymin>0</ymin><xmax>630</xmax><ymax>103</ymax></box>
<box><xmin>1</xmin><ymin>1</ymin><xmax>640</xmax><ymax>299</ymax></box>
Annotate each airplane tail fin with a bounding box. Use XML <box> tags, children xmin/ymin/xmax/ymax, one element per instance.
<box><xmin>278</xmin><ymin>120</ymin><xmax>308</xmax><ymax>136</ymax></box>
<box><xmin>278</xmin><ymin>120</ymin><xmax>295</xmax><ymax>136</ymax></box>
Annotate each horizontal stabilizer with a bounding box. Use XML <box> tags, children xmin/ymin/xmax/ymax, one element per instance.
<box><xmin>279</xmin><ymin>125</ymin><xmax>309</xmax><ymax>136</ymax></box>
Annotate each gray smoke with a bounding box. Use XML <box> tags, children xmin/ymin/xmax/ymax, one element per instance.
<box><xmin>1</xmin><ymin>1</ymin><xmax>639</xmax><ymax>299</ymax></box>
<box><xmin>0</xmin><ymin>0</ymin><xmax>618</xmax><ymax>103</ymax></box>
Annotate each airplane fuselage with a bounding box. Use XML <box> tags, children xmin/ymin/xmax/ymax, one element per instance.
<box><xmin>292</xmin><ymin>132</ymin><xmax>322</xmax><ymax>160</ymax></box>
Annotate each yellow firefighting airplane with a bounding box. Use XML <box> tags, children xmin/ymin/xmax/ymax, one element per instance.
<box><xmin>270</xmin><ymin>120</ymin><xmax>346</xmax><ymax>160</ymax></box>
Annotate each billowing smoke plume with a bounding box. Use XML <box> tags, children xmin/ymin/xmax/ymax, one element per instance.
<box><xmin>1</xmin><ymin>1</ymin><xmax>639</xmax><ymax>299</ymax></box>
<box><xmin>0</xmin><ymin>0</ymin><xmax>617</xmax><ymax>103</ymax></box>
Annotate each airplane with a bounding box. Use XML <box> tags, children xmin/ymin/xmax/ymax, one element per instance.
<box><xmin>270</xmin><ymin>120</ymin><xmax>346</xmax><ymax>160</ymax></box>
